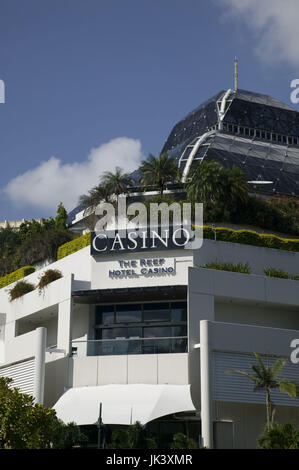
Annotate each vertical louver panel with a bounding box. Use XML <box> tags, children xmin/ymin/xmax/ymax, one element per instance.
<box><xmin>0</xmin><ymin>358</ymin><xmax>35</xmax><ymax>396</ymax></box>
<box><xmin>213</xmin><ymin>351</ymin><xmax>299</xmax><ymax>407</ymax></box>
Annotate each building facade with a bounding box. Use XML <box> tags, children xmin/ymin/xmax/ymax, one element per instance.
<box><xmin>0</xmin><ymin>232</ymin><xmax>299</xmax><ymax>448</ymax></box>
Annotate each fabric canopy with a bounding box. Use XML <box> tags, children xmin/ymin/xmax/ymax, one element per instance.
<box><xmin>53</xmin><ymin>384</ymin><xmax>196</xmax><ymax>425</ymax></box>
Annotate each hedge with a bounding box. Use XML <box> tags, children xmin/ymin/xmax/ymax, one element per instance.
<box><xmin>202</xmin><ymin>226</ymin><xmax>299</xmax><ymax>253</ymax></box>
<box><xmin>0</xmin><ymin>266</ymin><xmax>36</xmax><ymax>290</ymax></box>
<box><xmin>57</xmin><ymin>233</ymin><xmax>91</xmax><ymax>260</ymax></box>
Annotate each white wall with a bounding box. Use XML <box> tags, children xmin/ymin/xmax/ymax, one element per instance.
<box><xmin>91</xmin><ymin>250</ymin><xmax>193</xmax><ymax>290</ymax></box>
<box><xmin>70</xmin><ymin>353</ymin><xmax>188</xmax><ymax>387</ymax></box>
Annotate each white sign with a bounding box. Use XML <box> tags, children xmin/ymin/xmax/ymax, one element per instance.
<box><xmin>109</xmin><ymin>258</ymin><xmax>176</xmax><ymax>278</ymax></box>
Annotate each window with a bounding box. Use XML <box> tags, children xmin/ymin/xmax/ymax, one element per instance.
<box><xmin>94</xmin><ymin>301</ymin><xmax>187</xmax><ymax>355</ymax></box>
<box><xmin>171</xmin><ymin>302</ymin><xmax>187</xmax><ymax>322</ymax></box>
<box><xmin>143</xmin><ymin>303</ymin><xmax>170</xmax><ymax>322</ymax></box>
<box><xmin>116</xmin><ymin>304</ymin><xmax>142</xmax><ymax>323</ymax></box>
<box><xmin>96</xmin><ymin>306</ymin><xmax>114</xmax><ymax>325</ymax></box>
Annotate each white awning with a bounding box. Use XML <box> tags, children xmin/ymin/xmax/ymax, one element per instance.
<box><xmin>53</xmin><ymin>384</ymin><xmax>196</xmax><ymax>426</ymax></box>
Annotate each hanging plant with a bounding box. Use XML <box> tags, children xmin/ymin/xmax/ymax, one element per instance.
<box><xmin>9</xmin><ymin>280</ymin><xmax>35</xmax><ymax>301</ymax></box>
<box><xmin>37</xmin><ymin>269</ymin><xmax>62</xmax><ymax>293</ymax></box>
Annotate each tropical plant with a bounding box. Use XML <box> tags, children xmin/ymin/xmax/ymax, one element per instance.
<box><xmin>186</xmin><ymin>161</ymin><xmax>249</xmax><ymax>214</ymax></box>
<box><xmin>139</xmin><ymin>152</ymin><xmax>178</xmax><ymax>194</ymax></box>
<box><xmin>37</xmin><ymin>269</ymin><xmax>62</xmax><ymax>293</ymax></box>
<box><xmin>227</xmin><ymin>352</ymin><xmax>299</xmax><ymax>428</ymax></box>
<box><xmin>257</xmin><ymin>422</ymin><xmax>299</xmax><ymax>449</ymax></box>
<box><xmin>186</xmin><ymin>160</ymin><xmax>224</xmax><ymax>204</ymax></box>
<box><xmin>107</xmin><ymin>421</ymin><xmax>157</xmax><ymax>449</ymax></box>
<box><xmin>9</xmin><ymin>280</ymin><xmax>35</xmax><ymax>301</ymax></box>
<box><xmin>170</xmin><ymin>432</ymin><xmax>198</xmax><ymax>449</ymax></box>
<box><xmin>79</xmin><ymin>183</ymin><xmax>112</xmax><ymax>213</ymax></box>
<box><xmin>100</xmin><ymin>166</ymin><xmax>134</xmax><ymax>196</ymax></box>
<box><xmin>0</xmin><ymin>377</ymin><xmax>86</xmax><ymax>448</ymax></box>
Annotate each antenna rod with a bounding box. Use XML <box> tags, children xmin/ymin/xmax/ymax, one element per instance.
<box><xmin>234</xmin><ymin>57</ymin><xmax>238</xmax><ymax>91</ymax></box>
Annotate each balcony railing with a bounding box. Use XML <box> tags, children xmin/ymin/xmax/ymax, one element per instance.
<box><xmin>71</xmin><ymin>336</ymin><xmax>188</xmax><ymax>357</ymax></box>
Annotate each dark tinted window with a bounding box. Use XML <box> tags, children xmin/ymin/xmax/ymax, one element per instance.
<box><xmin>116</xmin><ymin>304</ymin><xmax>142</xmax><ymax>323</ymax></box>
<box><xmin>144</xmin><ymin>326</ymin><xmax>171</xmax><ymax>338</ymax></box>
<box><xmin>96</xmin><ymin>306</ymin><xmax>114</xmax><ymax>325</ymax></box>
<box><xmin>143</xmin><ymin>303</ymin><xmax>170</xmax><ymax>322</ymax></box>
<box><xmin>171</xmin><ymin>302</ymin><xmax>187</xmax><ymax>322</ymax></box>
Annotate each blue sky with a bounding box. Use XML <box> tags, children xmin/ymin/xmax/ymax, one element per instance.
<box><xmin>1</xmin><ymin>0</ymin><xmax>299</xmax><ymax>220</ymax></box>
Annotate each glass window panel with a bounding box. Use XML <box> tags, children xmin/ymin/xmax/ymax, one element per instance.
<box><xmin>128</xmin><ymin>327</ymin><xmax>142</xmax><ymax>338</ymax></box>
<box><xmin>256</xmin><ymin>130</ymin><xmax>260</xmax><ymax>138</ymax></box>
<box><xmin>172</xmin><ymin>326</ymin><xmax>187</xmax><ymax>337</ymax></box>
<box><xmin>96</xmin><ymin>306</ymin><xmax>114</xmax><ymax>325</ymax></box>
<box><xmin>102</xmin><ymin>328</ymin><xmax>127</xmax><ymax>339</ymax></box>
<box><xmin>143</xmin><ymin>326</ymin><xmax>171</xmax><ymax>338</ymax></box>
<box><xmin>116</xmin><ymin>304</ymin><xmax>142</xmax><ymax>323</ymax></box>
<box><xmin>172</xmin><ymin>338</ymin><xmax>188</xmax><ymax>353</ymax></box>
<box><xmin>171</xmin><ymin>302</ymin><xmax>187</xmax><ymax>322</ymax></box>
<box><xmin>143</xmin><ymin>303</ymin><xmax>170</xmax><ymax>322</ymax></box>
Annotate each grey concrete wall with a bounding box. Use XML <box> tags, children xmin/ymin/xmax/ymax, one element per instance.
<box><xmin>193</xmin><ymin>238</ymin><xmax>299</xmax><ymax>276</ymax></box>
<box><xmin>215</xmin><ymin>301</ymin><xmax>299</xmax><ymax>331</ymax></box>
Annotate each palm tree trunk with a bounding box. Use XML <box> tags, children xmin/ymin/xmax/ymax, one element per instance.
<box><xmin>266</xmin><ymin>388</ymin><xmax>271</xmax><ymax>428</ymax></box>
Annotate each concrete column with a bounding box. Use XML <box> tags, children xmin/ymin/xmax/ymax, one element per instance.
<box><xmin>200</xmin><ymin>320</ymin><xmax>213</xmax><ymax>448</ymax></box>
<box><xmin>34</xmin><ymin>327</ymin><xmax>47</xmax><ymax>404</ymax></box>
<box><xmin>57</xmin><ymin>298</ymin><xmax>73</xmax><ymax>355</ymax></box>
<box><xmin>57</xmin><ymin>273</ymin><xmax>74</xmax><ymax>356</ymax></box>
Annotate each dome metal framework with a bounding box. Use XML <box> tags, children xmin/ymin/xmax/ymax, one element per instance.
<box><xmin>162</xmin><ymin>89</ymin><xmax>299</xmax><ymax>196</ymax></box>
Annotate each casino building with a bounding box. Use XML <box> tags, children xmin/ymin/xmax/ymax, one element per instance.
<box><xmin>1</xmin><ymin>87</ymin><xmax>299</xmax><ymax>449</ymax></box>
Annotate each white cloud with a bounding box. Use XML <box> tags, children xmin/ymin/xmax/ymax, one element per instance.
<box><xmin>3</xmin><ymin>137</ymin><xmax>143</xmax><ymax>212</ymax></box>
<box><xmin>218</xmin><ymin>0</ymin><xmax>299</xmax><ymax>66</ymax></box>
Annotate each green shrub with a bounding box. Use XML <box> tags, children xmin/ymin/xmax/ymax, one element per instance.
<box><xmin>257</xmin><ymin>422</ymin><xmax>299</xmax><ymax>449</ymax></box>
<box><xmin>0</xmin><ymin>266</ymin><xmax>35</xmax><ymax>290</ymax></box>
<box><xmin>9</xmin><ymin>280</ymin><xmax>35</xmax><ymax>301</ymax></box>
<box><xmin>170</xmin><ymin>432</ymin><xmax>198</xmax><ymax>449</ymax></box>
<box><xmin>264</xmin><ymin>268</ymin><xmax>299</xmax><ymax>281</ymax></box>
<box><xmin>37</xmin><ymin>269</ymin><xmax>62</xmax><ymax>293</ymax></box>
<box><xmin>264</xmin><ymin>268</ymin><xmax>290</xmax><ymax>279</ymax></box>
<box><xmin>57</xmin><ymin>233</ymin><xmax>91</xmax><ymax>260</ymax></box>
<box><xmin>202</xmin><ymin>261</ymin><xmax>251</xmax><ymax>274</ymax></box>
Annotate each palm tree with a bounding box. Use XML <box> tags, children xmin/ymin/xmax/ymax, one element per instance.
<box><xmin>223</xmin><ymin>165</ymin><xmax>249</xmax><ymax>212</ymax></box>
<box><xmin>227</xmin><ymin>352</ymin><xmax>299</xmax><ymax>428</ymax></box>
<box><xmin>100</xmin><ymin>167</ymin><xmax>134</xmax><ymax>196</ymax></box>
<box><xmin>186</xmin><ymin>160</ymin><xmax>224</xmax><ymax>204</ymax></box>
<box><xmin>139</xmin><ymin>152</ymin><xmax>178</xmax><ymax>194</ymax></box>
<box><xmin>79</xmin><ymin>183</ymin><xmax>111</xmax><ymax>214</ymax></box>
